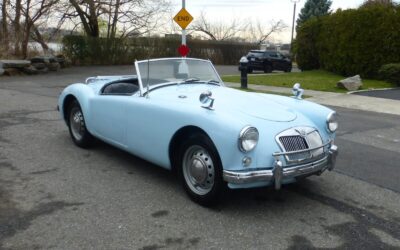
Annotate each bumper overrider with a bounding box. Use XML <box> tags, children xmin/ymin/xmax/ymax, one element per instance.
<box><xmin>223</xmin><ymin>142</ymin><xmax>338</xmax><ymax>190</ymax></box>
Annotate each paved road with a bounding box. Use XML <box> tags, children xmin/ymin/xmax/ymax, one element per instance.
<box><xmin>0</xmin><ymin>67</ymin><xmax>399</xmax><ymax>249</ymax></box>
<box><xmin>353</xmin><ymin>88</ymin><xmax>400</xmax><ymax>101</ymax></box>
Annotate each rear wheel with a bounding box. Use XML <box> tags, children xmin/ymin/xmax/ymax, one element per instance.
<box><xmin>67</xmin><ymin>100</ymin><xmax>94</xmax><ymax>148</ymax></box>
<box><xmin>178</xmin><ymin>134</ymin><xmax>224</xmax><ymax>206</ymax></box>
<box><xmin>264</xmin><ymin>64</ymin><xmax>272</xmax><ymax>73</ymax></box>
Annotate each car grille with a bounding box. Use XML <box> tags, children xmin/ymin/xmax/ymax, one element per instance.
<box><xmin>279</xmin><ymin>136</ymin><xmax>308</xmax><ymax>152</ymax></box>
<box><xmin>276</xmin><ymin>128</ymin><xmax>324</xmax><ymax>163</ymax></box>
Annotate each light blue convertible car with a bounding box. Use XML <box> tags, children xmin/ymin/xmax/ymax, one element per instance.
<box><xmin>58</xmin><ymin>58</ymin><xmax>338</xmax><ymax>205</ymax></box>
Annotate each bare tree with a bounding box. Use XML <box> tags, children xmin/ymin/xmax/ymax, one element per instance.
<box><xmin>191</xmin><ymin>11</ymin><xmax>249</xmax><ymax>41</ymax></box>
<box><xmin>249</xmin><ymin>19</ymin><xmax>287</xmax><ymax>45</ymax></box>
<box><xmin>19</xmin><ymin>0</ymin><xmax>60</xmax><ymax>58</ymax></box>
<box><xmin>1</xmin><ymin>0</ymin><xmax>170</xmax><ymax>58</ymax></box>
<box><xmin>67</xmin><ymin>0</ymin><xmax>99</xmax><ymax>37</ymax></box>
<box><xmin>190</xmin><ymin>12</ymin><xmax>286</xmax><ymax>44</ymax></box>
<box><xmin>106</xmin><ymin>0</ymin><xmax>170</xmax><ymax>38</ymax></box>
<box><xmin>66</xmin><ymin>0</ymin><xmax>170</xmax><ymax>38</ymax></box>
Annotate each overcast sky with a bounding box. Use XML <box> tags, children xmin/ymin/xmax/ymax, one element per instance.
<box><xmin>169</xmin><ymin>0</ymin><xmax>397</xmax><ymax>43</ymax></box>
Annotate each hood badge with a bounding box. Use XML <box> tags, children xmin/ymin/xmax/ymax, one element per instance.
<box><xmin>178</xmin><ymin>95</ymin><xmax>187</xmax><ymax>99</ymax></box>
<box><xmin>292</xmin><ymin>83</ymin><xmax>304</xmax><ymax>99</ymax></box>
<box><xmin>199</xmin><ymin>91</ymin><xmax>215</xmax><ymax>110</ymax></box>
<box><xmin>295</xmin><ymin>129</ymin><xmax>307</xmax><ymax>138</ymax></box>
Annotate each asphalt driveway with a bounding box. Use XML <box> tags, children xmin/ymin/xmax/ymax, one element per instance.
<box><xmin>352</xmin><ymin>88</ymin><xmax>400</xmax><ymax>101</ymax></box>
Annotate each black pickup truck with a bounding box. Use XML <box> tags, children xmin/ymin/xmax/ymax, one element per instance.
<box><xmin>241</xmin><ymin>50</ymin><xmax>292</xmax><ymax>73</ymax></box>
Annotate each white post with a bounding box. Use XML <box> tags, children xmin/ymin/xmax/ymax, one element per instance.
<box><xmin>182</xmin><ymin>0</ymin><xmax>186</xmax><ymax>46</ymax></box>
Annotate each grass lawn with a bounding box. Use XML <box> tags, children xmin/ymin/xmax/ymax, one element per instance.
<box><xmin>222</xmin><ymin>70</ymin><xmax>396</xmax><ymax>93</ymax></box>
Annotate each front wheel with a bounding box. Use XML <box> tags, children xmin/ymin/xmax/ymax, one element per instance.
<box><xmin>178</xmin><ymin>134</ymin><xmax>225</xmax><ymax>206</ymax></box>
<box><xmin>67</xmin><ymin>100</ymin><xmax>94</xmax><ymax>148</ymax></box>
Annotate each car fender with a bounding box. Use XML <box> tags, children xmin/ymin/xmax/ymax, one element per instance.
<box><xmin>58</xmin><ymin>83</ymin><xmax>96</xmax><ymax>131</ymax></box>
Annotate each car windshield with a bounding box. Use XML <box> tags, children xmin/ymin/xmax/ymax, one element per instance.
<box><xmin>136</xmin><ymin>58</ymin><xmax>222</xmax><ymax>90</ymax></box>
<box><xmin>247</xmin><ymin>51</ymin><xmax>264</xmax><ymax>57</ymax></box>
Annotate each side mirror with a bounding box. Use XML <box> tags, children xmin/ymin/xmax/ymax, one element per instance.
<box><xmin>292</xmin><ymin>83</ymin><xmax>304</xmax><ymax>99</ymax></box>
<box><xmin>199</xmin><ymin>91</ymin><xmax>215</xmax><ymax>110</ymax></box>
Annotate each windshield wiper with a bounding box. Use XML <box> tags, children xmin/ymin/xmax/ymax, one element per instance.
<box><xmin>206</xmin><ymin>79</ymin><xmax>220</xmax><ymax>85</ymax></box>
<box><xmin>179</xmin><ymin>78</ymin><xmax>220</xmax><ymax>85</ymax></box>
<box><xmin>184</xmin><ymin>77</ymin><xmax>200</xmax><ymax>82</ymax></box>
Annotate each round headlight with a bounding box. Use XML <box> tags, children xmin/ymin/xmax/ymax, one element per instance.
<box><xmin>327</xmin><ymin>112</ymin><xmax>338</xmax><ymax>133</ymax></box>
<box><xmin>239</xmin><ymin>126</ymin><xmax>259</xmax><ymax>152</ymax></box>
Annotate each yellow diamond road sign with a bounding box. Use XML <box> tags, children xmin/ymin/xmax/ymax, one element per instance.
<box><xmin>173</xmin><ymin>8</ymin><xmax>193</xmax><ymax>30</ymax></box>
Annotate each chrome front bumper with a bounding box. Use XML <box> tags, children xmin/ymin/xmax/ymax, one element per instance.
<box><xmin>223</xmin><ymin>144</ymin><xmax>338</xmax><ymax>190</ymax></box>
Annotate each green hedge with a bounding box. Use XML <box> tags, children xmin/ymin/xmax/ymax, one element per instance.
<box><xmin>379</xmin><ymin>63</ymin><xmax>400</xmax><ymax>85</ymax></box>
<box><xmin>296</xmin><ymin>5</ymin><xmax>400</xmax><ymax>78</ymax></box>
<box><xmin>62</xmin><ymin>36</ymin><xmax>255</xmax><ymax>65</ymax></box>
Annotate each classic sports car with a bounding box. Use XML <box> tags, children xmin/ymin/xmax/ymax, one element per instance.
<box><xmin>58</xmin><ymin>58</ymin><xmax>338</xmax><ymax>205</ymax></box>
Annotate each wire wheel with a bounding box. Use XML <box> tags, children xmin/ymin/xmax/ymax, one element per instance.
<box><xmin>182</xmin><ymin>145</ymin><xmax>215</xmax><ymax>196</ymax></box>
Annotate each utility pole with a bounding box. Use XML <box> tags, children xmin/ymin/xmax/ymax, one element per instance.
<box><xmin>290</xmin><ymin>0</ymin><xmax>300</xmax><ymax>51</ymax></box>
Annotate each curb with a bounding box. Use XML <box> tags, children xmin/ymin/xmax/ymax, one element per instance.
<box><xmin>347</xmin><ymin>88</ymin><xmax>399</xmax><ymax>95</ymax></box>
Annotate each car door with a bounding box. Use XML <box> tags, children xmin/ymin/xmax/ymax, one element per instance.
<box><xmin>90</xmin><ymin>94</ymin><xmax>130</xmax><ymax>147</ymax></box>
<box><xmin>267</xmin><ymin>52</ymin><xmax>281</xmax><ymax>70</ymax></box>
<box><xmin>276</xmin><ymin>53</ymin><xmax>288</xmax><ymax>70</ymax></box>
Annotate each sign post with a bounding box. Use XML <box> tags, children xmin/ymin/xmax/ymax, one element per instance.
<box><xmin>182</xmin><ymin>0</ymin><xmax>186</xmax><ymax>46</ymax></box>
<box><xmin>173</xmin><ymin>0</ymin><xmax>193</xmax><ymax>57</ymax></box>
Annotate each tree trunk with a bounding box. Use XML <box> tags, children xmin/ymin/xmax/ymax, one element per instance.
<box><xmin>87</xmin><ymin>0</ymin><xmax>99</xmax><ymax>37</ymax></box>
<box><xmin>1</xmin><ymin>0</ymin><xmax>8</xmax><ymax>52</ymax></box>
<box><xmin>32</xmin><ymin>24</ymin><xmax>49</xmax><ymax>54</ymax></box>
<box><xmin>110</xmin><ymin>0</ymin><xmax>120</xmax><ymax>39</ymax></box>
<box><xmin>14</xmin><ymin>0</ymin><xmax>22</xmax><ymax>56</ymax></box>
<box><xmin>21</xmin><ymin>0</ymin><xmax>31</xmax><ymax>59</ymax></box>
<box><xmin>106</xmin><ymin>0</ymin><xmax>113</xmax><ymax>39</ymax></box>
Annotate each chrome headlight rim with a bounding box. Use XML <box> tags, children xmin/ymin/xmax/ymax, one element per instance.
<box><xmin>238</xmin><ymin>126</ymin><xmax>259</xmax><ymax>152</ymax></box>
<box><xmin>326</xmin><ymin>111</ymin><xmax>338</xmax><ymax>133</ymax></box>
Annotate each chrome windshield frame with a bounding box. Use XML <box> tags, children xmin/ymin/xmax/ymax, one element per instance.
<box><xmin>134</xmin><ymin>57</ymin><xmax>224</xmax><ymax>97</ymax></box>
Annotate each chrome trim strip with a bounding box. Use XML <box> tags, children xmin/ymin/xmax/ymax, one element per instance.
<box><xmin>209</xmin><ymin>60</ymin><xmax>224</xmax><ymax>85</ymax></box>
<box><xmin>134</xmin><ymin>60</ymin><xmax>144</xmax><ymax>96</ymax></box>
<box><xmin>136</xmin><ymin>57</ymin><xmax>211</xmax><ymax>64</ymax></box>
<box><xmin>85</xmin><ymin>75</ymin><xmax>136</xmax><ymax>84</ymax></box>
<box><xmin>273</xmin><ymin>139</ymin><xmax>332</xmax><ymax>156</ymax></box>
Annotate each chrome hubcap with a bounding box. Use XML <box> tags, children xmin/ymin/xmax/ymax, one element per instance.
<box><xmin>183</xmin><ymin>145</ymin><xmax>215</xmax><ymax>195</ymax></box>
<box><xmin>70</xmin><ymin>108</ymin><xmax>85</xmax><ymax>141</ymax></box>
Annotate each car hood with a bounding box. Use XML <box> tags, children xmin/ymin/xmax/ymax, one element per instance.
<box><xmin>154</xmin><ymin>84</ymin><xmax>297</xmax><ymax>122</ymax></box>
